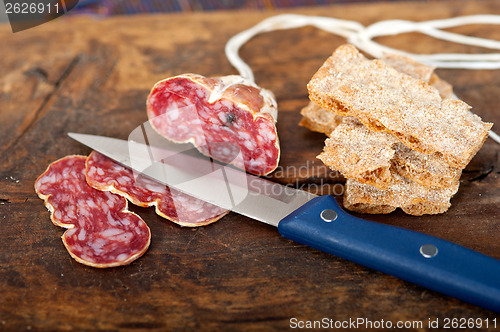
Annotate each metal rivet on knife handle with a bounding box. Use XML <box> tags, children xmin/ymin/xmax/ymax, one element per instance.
<box><xmin>320</xmin><ymin>209</ymin><xmax>338</xmax><ymax>222</ymax></box>
<box><xmin>420</xmin><ymin>244</ymin><xmax>438</xmax><ymax>258</ymax></box>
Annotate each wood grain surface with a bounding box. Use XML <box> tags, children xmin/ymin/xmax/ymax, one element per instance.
<box><xmin>1</xmin><ymin>1</ymin><xmax>499</xmax><ymax>330</ymax></box>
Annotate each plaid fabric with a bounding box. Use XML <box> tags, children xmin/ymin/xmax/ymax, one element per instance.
<box><xmin>72</xmin><ymin>0</ymin><xmax>404</xmax><ymax>15</ymax></box>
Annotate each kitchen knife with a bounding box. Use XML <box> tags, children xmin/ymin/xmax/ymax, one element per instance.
<box><xmin>69</xmin><ymin>132</ymin><xmax>500</xmax><ymax>313</ymax></box>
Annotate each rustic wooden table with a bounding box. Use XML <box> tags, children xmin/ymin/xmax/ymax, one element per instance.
<box><xmin>1</xmin><ymin>1</ymin><xmax>499</xmax><ymax>330</ymax></box>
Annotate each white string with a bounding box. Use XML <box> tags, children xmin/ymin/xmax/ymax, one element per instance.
<box><xmin>225</xmin><ymin>14</ymin><xmax>365</xmax><ymax>82</ymax></box>
<box><xmin>225</xmin><ymin>14</ymin><xmax>500</xmax><ymax>144</ymax></box>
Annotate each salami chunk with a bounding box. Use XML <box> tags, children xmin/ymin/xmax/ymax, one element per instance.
<box><xmin>85</xmin><ymin>151</ymin><xmax>229</xmax><ymax>227</ymax></box>
<box><xmin>147</xmin><ymin>74</ymin><xmax>280</xmax><ymax>176</ymax></box>
<box><xmin>34</xmin><ymin>155</ymin><xmax>151</xmax><ymax>268</ymax></box>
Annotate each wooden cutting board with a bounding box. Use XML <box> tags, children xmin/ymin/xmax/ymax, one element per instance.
<box><xmin>1</xmin><ymin>1</ymin><xmax>499</xmax><ymax>330</ymax></box>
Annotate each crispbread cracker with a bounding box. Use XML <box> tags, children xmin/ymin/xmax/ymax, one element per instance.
<box><xmin>317</xmin><ymin>119</ymin><xmax>461</xmax><ymax>189</ymax></box>
<box><xmin>391</xmin><ymin>144</ymin><xmax>461</xmax><ymax>189</ymax></box>
<box><xmin>300</xmin><ymin>52</ymin><xmax>455</xmax><ymax>136</ymax></box>
<box><xmin>343</xmin><ymin>200</ymin><xmax>451</xmax><ymax>216</ymax></box>
<box><xmin>343</xmin><ymin>174</ymin><xmax>459</xmax><ymax>216</ymax></box>
<box><xmin>381</xmin><ymin>53</ymin><xmax>435</xmax><ymax>83</ymax></box>
<box><xmin>307</xmin><ymin>44</ymin><xmax>492</xmax><ymax>169</ymax></box>
<box><xmin>318</xmin><ymin>120</ymin><xmax>396</xmax><ymax>189</ymax></box>
<box><xmin>428</xmin><ymin>73</ymin><xmax>454</xmax><ymax>99</ymax></box>
<box><xmin>304</xmin><ymin>51</ymin><xmax>462</xmax><ymax>190</ymax></box>
<box><xmin>299</xmin><ymin>101</ymin><xmax>343</xmax><ymax>135</ymax></box>
<box><xmin>381</xmin><ymin>53</ymin><xmax>454</xmax><ymax>100</ymax></box>
<box><xmin>342</xmin><ymin>202</ymin><xmax>397</xmax><ymax>214</ymax></box>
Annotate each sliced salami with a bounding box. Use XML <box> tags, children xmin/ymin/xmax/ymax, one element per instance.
<box><xmin>34</xmin><ymin>155</ymin><xmax>151</xmax><ymax>268</ymax></box>
<box><xmin>85</xmin><ymin>151</ymin><xmax>229</xmax><ymax>227</ymax></box>
<box><xmin>146</xmin><ymin>74</ymin><xmax>280</xmax><ymax>176</ymax></box>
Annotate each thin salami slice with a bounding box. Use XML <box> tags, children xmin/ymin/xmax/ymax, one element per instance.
<box><xmin>34</xmin><ymin>155</ymin><xmax>151</xmax><ymax>268</ymax></box>
<box><xmin>85</xmin><ymin>151</ymin><xmax>229</xmax><ymax>227</ymax></box>
<box><xmin>146</xmin><ymin>74</ymin><xmax>280</xmax><ymax>176</ymax></box>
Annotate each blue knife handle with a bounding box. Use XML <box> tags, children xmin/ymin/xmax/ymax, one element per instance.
<box><xmin>277</xmin><ymin>195</ymin><xmax>500</xmax><ymax>312</ymax></box>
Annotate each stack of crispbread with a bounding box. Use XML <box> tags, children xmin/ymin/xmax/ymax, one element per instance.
<box><xmin>301</xmin><ymin>44</ymin><xmax>493</xmax><ymax>216</ymax></box>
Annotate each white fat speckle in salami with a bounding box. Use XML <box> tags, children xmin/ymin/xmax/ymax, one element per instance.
<box><xmin>239</xmin><ymin>131</ymin><xmax>251</xmax><ymax>140</ymax></box>
<box><xmin>100</xmin><ymin>228</ymin><xmax>124</xmax><ymax>238</ymax></box>
<box><xmin>78</xmin><ymin>229</ymin><xmax>86</xmax><ymax>241</ymax></box>
<box><xmin>243</xmin><ymin>140</ymin><xmax>254</xmax><ymax>150</ymax></box>
<box><xmin>168</xmin><ymin>108</ymin><xmax>180</xmax><ymax>121</ymax></box>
